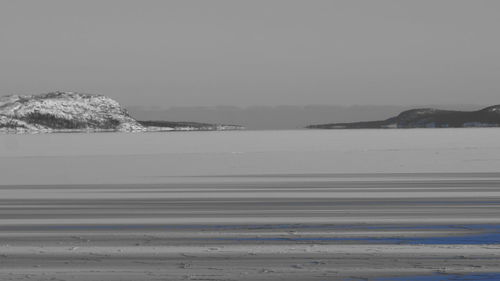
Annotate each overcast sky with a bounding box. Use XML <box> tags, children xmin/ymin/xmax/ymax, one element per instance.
<box><xmin>0</xmin><ymin>0</ymin><xmax>499</xmax><ymax>107</ymax></box>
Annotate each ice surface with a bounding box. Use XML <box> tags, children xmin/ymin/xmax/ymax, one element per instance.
<box><xmin>1</xmin><ymin>128</ymin><xmax>500</xmax><ymax>185</ymax></box>
<box><xmin>1</xmin><ymin>129</ymin><xmax>500</xmax><ymax>280</ymax></box>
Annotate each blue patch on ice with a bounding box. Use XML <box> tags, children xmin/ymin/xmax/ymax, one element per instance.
<box><xmin>213</xmin><ymin>224</ymin><xmax>500</xmax><ymax>245</ymax></box>
<box><xmin>374</xmin><ymin>273</ymin><xmax>500</xmax><ymax>281</ymax></box>
<box><xmin>4</xmin><ymin>224</ymin><xmax>500</xmax><ymax>244</ymax></box>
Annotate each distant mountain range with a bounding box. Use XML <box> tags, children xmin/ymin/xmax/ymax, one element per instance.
<box><xmin>307</xmin><ymin>105</ymin><xmax>500</xmax><ymax>129</ymax></box>
<box><xmin>0</xmin><ymin>92</ymin><xmax>244</xmax><ymax>133</ymax></box>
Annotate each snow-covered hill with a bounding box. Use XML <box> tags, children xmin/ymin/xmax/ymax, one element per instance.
<box><xmin>0</xmin><ymin>92</ymin><xmax>245</xmax><ymax>133</ymax></box>
<box><xmin>0</xmin><ymin>92</ymin><xmax>144</xmax><ymax>132</ymax></box>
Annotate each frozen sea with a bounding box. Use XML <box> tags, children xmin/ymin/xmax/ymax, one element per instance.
<box><xmin>1</xmin><ymin>128</ymin><xmax>500</xmax><ymax>185</ymax></box>
<box><xmin>1</xmin><ymin>129</ymin><xmax>500</xmax><ymax>280</ymax></box>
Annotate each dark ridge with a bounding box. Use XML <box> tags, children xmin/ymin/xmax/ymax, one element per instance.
<box><xmin>138</xmin><ymin>120</ymin><xmax>218</xmax><ymax>130</ymax></box>
<box><xmin>138</xmin><ymin>120</ymin><xmax>244</xmax><ymax>131</ymax></box>
<box><xmin>307</xmin><ymin>105</ymin><xmax>500</xmax><ymax>129</ymax></box>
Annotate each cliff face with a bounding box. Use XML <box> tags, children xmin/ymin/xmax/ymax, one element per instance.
<box><xmin>0</xmin><ymin>92</ymin><xmax>144</xmax><ymax>132</ymax></box>
<box><xmin>307</xmin><ymin>105</ymin><xmax>500</xmax><ymax>129</ymax></box>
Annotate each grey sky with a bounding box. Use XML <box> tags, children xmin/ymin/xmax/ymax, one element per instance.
<box><xmin>0</xmin><ymin>0</ymin><xmax>499</xmax><ymax>107</ymax></box>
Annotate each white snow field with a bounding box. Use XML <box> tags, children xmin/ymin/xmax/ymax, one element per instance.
<box><xmin>1</xmin><ymin>129</ymin><xmax>500</xmax><ymax>280</ymax></box>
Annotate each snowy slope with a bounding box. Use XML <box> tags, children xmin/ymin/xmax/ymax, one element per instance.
<box><xmin>0</xmin><ymin>92</ymin><xmax>145</xmax><ymax>132</ymax></box>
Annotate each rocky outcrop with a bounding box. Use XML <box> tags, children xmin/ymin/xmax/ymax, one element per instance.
<box><xmin>0</xmin><ymin>92</ymin><xmax>144</xmax><ymax>132</ymax></box>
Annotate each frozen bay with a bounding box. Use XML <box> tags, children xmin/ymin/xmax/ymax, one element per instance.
<box><xmin>1</xmin><ymin>129</ymin><xmax>500</xmax><ymax>280</ymax></box>
<box><xmin>1</xmin><ymin>128</ymin><xmax>500</xmax><ymax>185</ymax></box>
